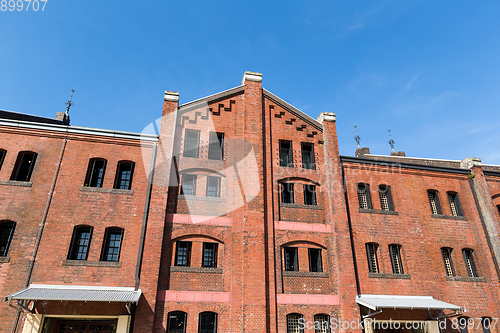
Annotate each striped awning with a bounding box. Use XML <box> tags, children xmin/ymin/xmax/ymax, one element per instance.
<box><xmin>5</xmin><ymin>284</ymin><xmax>141</xmax><ymax>303</ymax></box>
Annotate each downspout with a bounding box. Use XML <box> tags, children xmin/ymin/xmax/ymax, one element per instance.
<box><xmin>11</xmin><ymin>138</ymin><xmax>67</xmax><ymax>333</ymax></box>
<box><xmin>135</xmin><ymin>142</ymin><xmax>158</xmax><ymax>290</ymax></box>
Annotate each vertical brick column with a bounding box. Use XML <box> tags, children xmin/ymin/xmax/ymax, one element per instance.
<box><xmin>318</xmin><ymin>112</ymin><xmax>360</xmax><ymax>331</ymax></box>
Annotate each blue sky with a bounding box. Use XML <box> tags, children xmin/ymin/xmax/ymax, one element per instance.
<box><xmin>1</xmin><ymin>1</ymin><xmax>499</xmax><ymax>163</ymax></box>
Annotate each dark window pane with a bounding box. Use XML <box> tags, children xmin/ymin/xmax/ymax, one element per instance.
<box><xmin>11</xmin><ymin>152</ymin><xmax>37</xmax><ymax>182</ymax></box>
<box><xmin>304</xmin><ymin>185</ymin><xmax>317</xmax><ymax>205</ymax></box>
<box><xmin>175</xmin><ymin>241</ymin><xmax>191</xmax><ymax>266</ymax></box>
<box><xmin>281</xmin><ymin>183</ymin><xmax>294</xmax><ymax>204</ymax></box>
<box><xmin>85</xmin><ymin>159</ymin><xmax>106</xmax><ymax>188</ymax></box>
<box><xmin>314</xmin><ymin>314</ymin><xmax>330</xmax><ymax>333</ymax></box>
<box><xmin>463</xmin><ymin>249</ymin><xmax>479</xmax><ymax>277</ymax></box>
<box><xmin>366</xmin><ymin>243</ymin><xmax>379</xmax><ymax>273</ymax></box>
<box><xmin>206</xmin><ymin>176</ymin><xmax>221</xmax><ymax>197</ymax></box>
<box><xmin>208</xmin><ymin>132</ymin><xmax>224</xmax><ymax>160</ymax></box>
<box><xmin>199</xmin><ymin>312</ymin><xmax>217</xmax><ymax>333</ymax></box>
<box><xmin>114</xmin><ymin>161</ymin><xmax>135</xmax><ymax>190</ymax></box>
<box><xmin>0</xmin><ymin>149</ymin><xmax>6</xmax><ymax>171</ymax></box>
<box><xmin>184</xmin><ymin>129</ymin><xmax>200</xmax><ymax>158</ymax></box>
<box><xmin>279</xmin><ymin>140</ymin><xmax>293</xmax><ymax>167</ymax></box>
<box><xmin>167</xmin><ymin>312</ymin><xmax>186</xmax><ymax>333</ymax></box>
<box><xmin>441</xmin><ymin>248</ymin><xmax>455</xmax><ymax>276</ymax></box>
<box><xmin>301</xmin><ymin>143</ymin><xmax>315</xmax><ymax>169</ymax></box>
<box><xmin>308</xmin><ymin>248</ymin><xmax>322</xmax><ymax>272</ymax></box>
<box><xmin>287</xmin><ymin>313</ymin><xmax>304</xmax><ymax>333</ymax></box>
<box><xmin>428</xmin><ymin>190</ymin><xmax>442</xmax><ymax>215</ymax></box>
<box><xmin>202</xmin><ymin>243</ymin><xmax>218</xmax><ymax>268</ymax></box>
<box><xmin>0</xmin><ymin>222</ymin><xmax>15</xmax><ymax>256</ymax></box>
<box><xmin>68</xmin><ymin>226</ymin><xmax>92</xmax><ymax>260</ymax></box>
<box><xmin>389</xmin><ymin>244</ymin><xmax>403</xmax><ymax>274</ymax></box>
<box><xmin>181</xmin><ymin>174</ymin><xmax>197</xmax><ymax>196</ymax></box>
<box><xmin>284</xmin><ymin>247</ymin><xmax>298</xmax><ymax>271</ymax></box>
<box><xmin>357</xmin><ymin>183</ymin><xmax>372</xmax><ymax>209</ymax></box>
<box><xmin>101</xmin><ymin>228</ymin><xmax>123</xmax><ymax>262</ymax></box>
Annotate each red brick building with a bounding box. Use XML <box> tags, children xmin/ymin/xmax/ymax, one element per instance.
<box><xmin>1</xmin><ymin>72</ymin><xmax>499</xmax><ymax>333</ymax></box>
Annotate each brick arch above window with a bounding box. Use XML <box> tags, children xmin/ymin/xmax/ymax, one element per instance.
<box><xmin>277</xmin><ymin>177</ymin><xmax>320</xmax><ymax>186</ymax></box>
<box><xmin>171</xmin><ymin>233</ymin><xmax>225</xmax><ymax>245</ymax></box>
<box><xmin>277</xmin><ymin>234</ymin><xmax>328</xmax><ymax>249</ymax></box>
<box><xmin>281</xmin><ymin>240</ymin><xmax>326</xmax><ymax>249</ymax></box>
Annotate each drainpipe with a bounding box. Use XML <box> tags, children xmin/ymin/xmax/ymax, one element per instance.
<box><xmin>11</xmin><ymin>138</ymin><xmax>67</xmax><ymax>333</ymax></box>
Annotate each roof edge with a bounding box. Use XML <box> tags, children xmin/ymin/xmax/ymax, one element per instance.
<box><xmin>178</xmin><ymin>85</ymin><xmax>245</xmax><ymax>110</ymax></box>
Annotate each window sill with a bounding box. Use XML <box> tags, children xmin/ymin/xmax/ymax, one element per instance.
<box><xmin>359</xmin><ymin>208</ymin><xmax>398</xmax><ymax>215</ymax></box>
<box><xmin>431</xmin><ymin>214</ymin><xmax>467</xmax><ymax>221</ymax></box>
<box><xmin>0</xmin><ymin>256</ymin><xmax>10</xmax><ymax>263</ymax></box>
<box><xmin>79</xmin><ymin>186</ymin><xmax>133</xmax><ymax>195</ymax></box>
<box><xmin>62</xmin><ymin>260</ymin><xmax>122</xmax><ymax>267</ymax></box>
<box><xmin>0</xmin><ymin>180</ymin><xmax>33</xmax><ymax>187</ymax></box>
<box><xmin>178</xmin><ymin>195</ymin><xmax>224</xmax><ymax>202</ymax></box>
<box><xmin>282</xmin><ymin>271</ymin><xmax>329</xmax><ymax>278</ymax></box>
<box><xmin>446</xmin><ymin>276</ymin><xmax>486</xmax><ymax>282</ymax></box>
<box><xmin>368</xmin><ymin>272</ymin><xmax>410</xmax><ymax>279</ymax></box>
<box><xmin>279</xmin><ymin>203</ymin><xmax>323</xmax><ymax>210</ymax></box>
<box><xmin>170</xmin><ymin>266</ymin><xmax>223</xmax><ymax>274</ymax></box>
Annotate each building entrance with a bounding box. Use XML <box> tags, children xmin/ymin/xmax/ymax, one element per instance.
<box><xmin>53</xmin><ymin>320</ymin><xmax>116</xmax><ymax>333</ymax></box>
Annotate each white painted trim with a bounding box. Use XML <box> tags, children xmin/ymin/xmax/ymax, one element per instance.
<box><xmin>28</xmin><ymin>284</ymin><xmax>137</xmax><ymax>291</ymax></box>
<box><xmin>164</xmin><ymin>91</ymin><xmax>179</xmax><ymax>102</ymax></box>
<box><xmin>22</xmin><ymin>314</ymin><xmax>43</xmax><ymax>333</ymax></box>
<box><xmin>242</xmin><ymin>71</ymin><xmax>263</xmax><ymax>84</ymax></box>
<box><xmin>366</xmin><ymin>154</ymin><xmax>461</xmax><ymax>163</ymax></box>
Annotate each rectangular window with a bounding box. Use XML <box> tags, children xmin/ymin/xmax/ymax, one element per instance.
<box><xmin>441</xmin><ymin>248</ymin><xmax>455</xmax><ymax>276</ymax></box>
<box><xmin>357</xmin><ymin>183</ymin><xmax>372</xmax><ymax>209</ymax></box>
<box><xmin>0</xmin><ymin>149</ymin><xmax>6</xmax><ymax>171</ymax></box>
<box><xmin>0</xmin><ymin>222</ymin><xmax>15</xmax><ymax>257</ymax></box>
<box><xmin>181</xmin><ymin>174</ymin><xmax>197</xmax><ymax>195</ymax></box>
<box><xmin>284</xmin><ymin>247</ymin><xmax>298</xmax><ymax>271</ymax></box>
<box><xmin>199</xmin><ymin>312</ymin><xmax>217</xmax><ymax>333</ymax></box>
<box><xmin>281</xmin><ymin>183</ymin><xmax>294</xmax><ymax>204</ymax></box>
<box><xmin>366</xmin><ymin>243</ymin><xmax>379</xmax><ymax>273</ymax></box>
<box><xmin>206</xmin><ymin>176</ymin><xmax>221</xmax><ymax>197</ymax></box>
<box><xmin>114</xmin><ymin>161</ymin><xmax>135</xmax><ymax>190</ymax></box>
<box><xmin>389</xmin><ymin>244</ymin><xmax>403</xmax><ymax>274</ymax></box>
<box><xmin>11</xmin><ymin>151</ymin><xmax>37</xmax><ymax>182</ymax></box>
<box><xmin>85</xmin><ymin>159</ymin><xmax>106</xmax><ymax>188</ymax></box>
<box><xmin>101</xmin><ymin>228</ymin><xmax>123</xmax><ymax>262</ymax></box>
<box><xmin>304</xmin><ymin>184</ymin><xmax>317</xmax><ymax>205</ymax></box>
<box><xmin>463</xmin><ymin>249</ymin><xmax>479</xmax><ymax>277</ymax></box>
<box><xmin>301</xmin><ymin>142</ymin><xmax>315</xmax><ymax>169</ymax></box>
<box><xmin>447</xmin><ymin>192</ymin><xmax>464</xmax><ymax>216</ymax></box>
<box><xmin>184</xmin><ymin>129</ymin><xmax>200</xmax><ymax>158</ymax></box>
<box><xmin>308</xmin><ymin>248</ymin><xmax>323</xmax><ymax>272</ymax></box>
<box><xmin>379</xmin><ymin>185</ymin><xmax>394</xmax><ymax>211</ymax></box>
<box><xmin>428</xmin><ymin>190</ymin><xmax>442</xmax><ymax>215</ymax></box>
<box><xmin>279</xmin><ymin>140</ymin><xmax>293</xmax><ymax>167</ymax></box>
<box><xmin>208</xmin><ymin>132</ymin><xmax>224</xmax><ymax>160</ymax></box>
<box><xmin>167</xmin><ymin>312</ymin><xmax>187</xmax><ymax>333</ymax></box>
<box><xmin>202</xmin><ymin>242</ymin><xmax>218</xmax><ymax>268</ymax></box>
<box><xmin>287</xmin><ymin>314</ymin><xmax>303</xmax><ymax>333</ymax></box>
<box><xmin>175</xmin><ymin>241</ymin><xmax>192</xmax><ymax>267</ymax></box>
<box><xmin>68</xmin><ymin>226</ymin><xmax>93</xmax><ymax>260</ymax></box>
<box><xmin>314</xmin><ymin>315</ymin><xmax>329</xmax><ymax>333</ymax></box>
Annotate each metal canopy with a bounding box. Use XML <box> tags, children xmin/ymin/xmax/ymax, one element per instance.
<box><xmin>356</xmin><ymin>295</ymin><xmax>463</xmax><ymax>311</ymax></box>
<box><xmin>5</xmin><ymin>284</ymin><xmax>142</xmax><ymax>303</ymax></box>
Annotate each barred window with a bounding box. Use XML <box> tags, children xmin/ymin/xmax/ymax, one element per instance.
<box><xmin>366</xmin><ymin>243</ymin><xmax>379</xmax><ymax>273</ymax></box>
<box><xmin>11</xmin><ymin>151</ymin><xmax>37</xmax><ymax>182</ymax></box>
<box><xmin>482</xmin><ymin>317</ymin><xmax>492</xmax><ymax>333</ymax></box>
<box><xmin>389</xmin><ymin>244</ymin><xmax>403</xmax><ymax>274</ymax></box>
<box><xmin>184</xmin><ymin>129</ymin><xmax>200</xmax><ymax>158</ymax></box>
<box><xmin>68</xmin><ymin>226</ymin><xmax>93</xmax><ymax>260</ymax></box>
<box><xmin>441</xmin><ymin>247</ymin><xmax>455</xmax><ymax>276</ymax></box>
<box><xmin>462</xmin><ymin>249</ymin><xmax>479</xmax><ymax>277</ymax></box>
<box><xmin>167</xmin><ymin>311</ymin><xmax>186</xmax><ymax>333</ymax></box>
<box><xmin>84</xmin><ymin>158</ymin><xmax>106</xmax><ymax>188</ymax></box>
<box><xmin>202</xmin><ymin>242</ymin><xmax>218</xmax><ymax>268</ymax></box>
<box><xmin>279</xmin><ymin>140</ymin><xmax>293</xmax><ymax>167</ymax></box>
<box><xmin>281</xmin><ymin>183</ymin><xmax>294</xmax><ymax>204</ymax></box>
<box><xmin>287</xmin><ymin>313</ymin><xmax>304</xmax><ymax>333</ymax></box>
<box><xmin>0</xmin><ymin>149</ymin><xmax>6</xmax><ymax>171</ymax></box>
<box><xmin>378</xmin><ymin>185</ymin><xmax>394</xmax><ymax>211</ymax></box>
<box><xmin>301</xmin><ymin>142</ymin><xmax>315</xmax><ymax>170</ymax></box>
<box><xmin>314</xmin><ymin>314</ymin><xmax>330</xmax><ymax>333</ymax></box>
<box><xmin>100</xmin><ymin>228</ymin><xmax>124</xmax><ymax>262</ymax></box>
<box><xmin>199</xmin><ymin>312</ymin><xmax>217</xmax><ymax>333</ymax></box>
<box><xmin>175</xmin><ymin>241</ymin><xmax>191</xmax><ymax>267</ymax></box>
<box><xmin>284</xmin><ymin>247</ymin><xmax>298</xmax><ymax>271</ymax></box>
<box><xmin>308</xmin><ymin>248</ymin><xmax>323</xmax><ymax>272</ymax></box>
<box><xmin>0</xmin><ymin>221</ymin><xmax>15</xmax><ymax>257</ymax></box>
<box><xmin>357</xmin><ymin>183</ymin><xmax>372</xmax><ymax>209</ymax></box>
<box><xmin>427</xmin><ymin>190</ymin><xmax>442</xmax><ymax>215</ymax></box>
<box><xmin>447</xmin><ymin>192</ymin><xmax>464</xmax><ymax>217</ymax></box>
<box><xmin>304</xmin><ymin>184</ymin><xmax>317</xmax><ymax>205</ymax></box>
<box><xmin>208</xmin><ymin>132</ymin><xmax>224</xmax><ymax>160</ymax></box>
<box><xmin>114</xmin><ymin>161</ymin><xmax>135</xmax><ymax>190</ymax></box>
<box><xmin>181</xmin><ymin>174</ymin><xmax>197</xmax><ymax>196</ymax></box>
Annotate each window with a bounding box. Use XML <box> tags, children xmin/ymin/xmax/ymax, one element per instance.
<box><xmin>202</xmin><ymin>242</ymin><xmax>218</xmax><ymax>268</ymax></box>
<box><xmin>68</xmin><ymin>226</ymin><xmax>93</xmax><ymax>260</ymax></box>
<box><xmin>301</xmin><ymin>142</ymin><xmax>315</xmax><ymax>169</ymax></box>
<box><xmin>183</xmin><ymin>129</ymin><xmax>200</xmax><ymax>158</ymax></box>
<box><xmin>279</xmin><ymin>140</ymin><xmax>293</xmax><ymax>167</ymax></box>
<box><xmin>304</xmin><ymin>184</ymin><xmax>317</xmax><ymax>205</ymax></box>
<box><xmin>0</xmin><ymin>221</ymin><xmax>15</xmax><ymax>256</ymax></box>
<box><xmin>389</xmin><ymin>244</ymin><xmax>403</xmax><ymax>274</ymax></box>
<box><xmin>175</xmin><ymin>241</ymin><xmax>192</xmax><ymax>267</ymax></box>
<box><xmin>314</xmin><ymin>314</ymin><xmax>330</xmax><ymax>333</ymax></box>
<box><xmin>100</xmin><ymin>228</ymin><xmax>123</xmax><ymax>262</ymax></box>
<box><xmin>366</xmin><ymin>243</ymin><xmax>379</xmax><ymax>273</ymax></box>
<box><xmin>462</xmin><ymin>249</ymin><xmax>479</xmax><ymax>277</ymax></box>
<box><xmin>10</xmin><ymin>151</ymin><xmax>37</xmax><ymax>182</ymax></box>
<box><xmin>378</xmin><ymin>185</ymin><xmax>394</xmax><ymax>211</ymax></box>
<box><xmin>357</xmin><ymin>183</ymin><xmax>372</xmax><ymax>209</ymax></box>
<box><xmin>167</xmin><ymin>311</ymin><xmax>186</xmax><ymax>333</ymax></box>
<box><xmin>482</xmin><ymin>317</ymin><xmax>492</xmax><ymax>333</ymax></box>
<box><xmin>0</xmin><ymin>149</ymin><xmax>6</xmax><ymax>171</ymax></box>
<box><xmin>208</xmin><ymin>132</ymin><xmax>224</xmax><ymax>160</ymax></box>
<box><xmin>84</xmin><ymin>158</ymin><xmax>106</xmax><ymax>188</ymax></box>
<box><xmin>206</xmin><ymin>176</ymin><xmax>221</xmax><ymax>197</ymax></box>
<box><xmin>284</xmin><ymin>247</ymin><xmax>298</xmax><ymax>271</ymax></box>
<box><xmin>427</xmin><ymin>190</ymin><xmax>442</xmax><ymax>215</ymax></box>
<box><xmin>114</xmin><ymin>161</ymin><xmax>135</xmax><ymax>190</ymax></box>
<box><xmin>180</xmin><ymin>174</ymin><xmax>197</xmax><ymax>195</ymax></box>
<box><xmin>287</xmin><ymin>313</ymin><xmax>304</xmax><ymax>333</ymax></box>
<box><xmin>199</xmin><ymin>312</ymin><xmax>217</xmax><ymax>333</ymax></box>
<box><xmin>447</xmin><ymin>192</ymin><xmax>463</xmax><ymax>216</ymax></box>
<box><xmin>497</xmin><ymin>205</ymin><xmax>500</xmax><ymax>217</ymax></box>
<box><xmin>281</xmin><ymin>183</ymin><xmax>294</xmax><ymax>204</ymax></box>
<box><xmin>441</xmin><ymin>247</ymin><xmax>455</xmax><ymax>276</ymax></box>
<box><xmin>308</xmin><ymin>248</ymin><xmax>323</xmax><ymax>272</ymax></box>
<box><xmin>457</xmin><ymin>317</ymin><xmax>470</xmax><ymax>333</ymax></box>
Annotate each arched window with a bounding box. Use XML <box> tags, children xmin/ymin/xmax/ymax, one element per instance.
<box><xmin>366</xmin><ymin>243</ymin><xmax>379</xmax><ymax>273</ymax></box>
<box><xmin>357</xmin><ymin>183</ymin><xmax>372</xmax><ymax>209</ymax></box>
<box><xmin>314</xmin><ymin>314</ymin><xmax>330</xmax><ymax>333</ymax></box>
<box><xmin>427</xmin><ymin>190</ymin><xmax>442</xmax><ymax>215</ymax></box>
<box><xmin>389</xmin><ymin>244</ymin><xmax>403</xmax><ymax>274</ymax></box>
<box><xmin>287</xmin><ymin>313</ymin><xmax>304</xmax><ymax>333</ymax></box>
<box><xmin>0</xmin><ymin>221</ymin><xmax>16</xmax><ymax>256</ymax></box>
<box><xmin>84</xmin><ymin>158</ymin><xmax>107</xmax><ymax>188</ymax></box>
<box><xmin>462</xmin><ymin>248</ymin><xmax>479</xmax><ymax>277</ymax></box>
<box><xmin>167</xmin><ymin>311</ymin><xmax>187</xmax><ymax>333</ymax></box>
<box><xmin>100</xmin><ymin>228</ymin><xmax>124</xmax><ymax>262</ymax></box>
<box><xmin>378</xmin><ymin>185</ymin><xmax>394</xmax><ymax>211</ymax></box>
<box><xmin>457</xmin><ymin>316</ymin><xmax>471</xmax><ymax>333</ymax></box>
<box><xmin>447</xmin><ymin>191</ymin><xmax>463</xmax><ymax>216</ymax></box>
<box><xmin>199</xmin><ymin>312</ymin><xmax>217</xmax><ymax>333</ymax></box>
<box><xmin>114</xmin><ymin>161</ymin><xmax>135</xmax><ymax>190</ymax></box>
<box><xmin>0</xmin><ymin>149</ymin><xmax>6</xmax><ymax>171</ymax></box>
<box><xmin>482</xmin><ymin>317</ymin><xmax>492</xmax><ymax>333</ymax></box>
<box><xmin>441</xmin><ymin>247</ymin><xmax>455</xmax><ymax>276</ymax></box>
<box><xmin>10</xmin><ymin>151</ymin><xmax>37</xmax><ymax>182</ymax></box>
<box><xmin>67</xmin><ymin>225</ymin><xmax>93</xmax><ymax>260</ymax></box>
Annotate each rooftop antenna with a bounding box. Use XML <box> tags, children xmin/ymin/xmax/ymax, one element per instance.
<box><xmin>388</xmin><ymin>128</ymin><xmax>395</xmax><ymax>153</ymax></box>
<box><xmin>65</xmin><ymin>88</ymin><xmax>75</xmax><ymax>115</ymax></box>
<box><xmin>354</xmin><ymin>125</ymin><xmax>361</xmax><ymax>148</ymax></box>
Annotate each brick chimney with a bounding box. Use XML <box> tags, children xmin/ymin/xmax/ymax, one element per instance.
<box><xmin>355</xmin><ymin>147</ymin><xmax>370</xmax><ymax>158</ymax></box>
<box><xmin>55</xmin><ymin>112</ymin><xmax>70</xmax><ymax>125</ymax></box>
